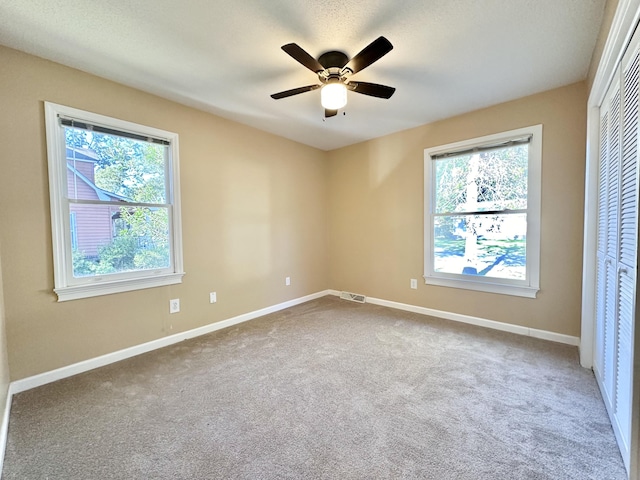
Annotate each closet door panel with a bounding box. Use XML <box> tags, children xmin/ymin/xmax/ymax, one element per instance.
<box><xmin>596</xmin><ymin>255</ymin><xmax>608</xmax><ymax>377</ymax></box>
<box><xmin>605</xmin><ymin>83</ymin><xmax>622</xmax><ymax>406</ymax></box>
<box><xmin>620</xmin><ymin>42</ymin><xmax>640</xmax><ymax>271</ymax></box>
<box><xmin>617</xmin><ymin>267</ymin><xmax>635</xmax><ymax>450</ymax></box>
<box><xmin>615</xmin><ymin>33</ymin><xmax>640</xmax><ymax>459</ymax></box>
<box><xmin>596</xmin><ymin>105</ymin><xmax>610</xmax><ymax>381</ymax></box>
<box><xmin>605</xmin><ymin>258</ymin><xmax>619</xmax><ymax>400</ymax></box>
<box><xmin>607</xmin><ymin>87</ymin><xmax>621</xmax><ymax>261</ymax></box>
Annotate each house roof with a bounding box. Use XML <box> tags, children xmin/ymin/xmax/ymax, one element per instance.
<box><xmin>0</xmin><ymin>0</ymin><xmax>607</xmax><ymax>150</ymax></box>
<box><xmin>66</xmin><ymin>164</ymin><xmax>129</xmax><ymax>203</ymax></box>
<box><xmin>66</xmin><ymin>147</ymin><xmax>99</xmax><ymax>162</ymax></box>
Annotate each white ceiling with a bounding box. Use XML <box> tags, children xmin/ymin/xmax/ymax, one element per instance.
<box><xmin>0</xmin><ymin>0</ymin><xmax>606</xmax><ymax>151</ymax></box>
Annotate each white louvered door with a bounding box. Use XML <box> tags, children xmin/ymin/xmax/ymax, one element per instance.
<box><xmin>596</xmin><ymin>68</ymin><xmax>622</xmax><ymax>414</ymax></box>
<box><xmin>616</xmin><ymin>34</ymin><xmax>640</xmax><ymax>460</ymax></box>
<box><xmin>607</xmin><ymin>81</ymin><xmax>621</xmax><ymax>404</ymax></box>
<box><xmin>595</xmin><ymin>80</ymin><xmax>615</xmax><ymax>404</ymax></box>
<box><xmin>595</xmin><ymin>100</ymin><xmax>609</xmax><ymax>384</ymax></box>
<box><xmin>595</xmin><ymin>29</ymin><xmax>640</xmax><ymax>473</ymax></box>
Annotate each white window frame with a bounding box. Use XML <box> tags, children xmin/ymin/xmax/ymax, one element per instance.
<box><xmin>44</xmin><ymin>102</ymin><xmax>185</xmax><ymax>302</ymax></box>
<box><xmin>423</xmin><ymin>124</ymin><xmax>542</xmax><ymax>298</ymax></box>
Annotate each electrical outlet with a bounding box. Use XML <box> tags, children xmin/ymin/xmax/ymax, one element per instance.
<box><xmin>209</xmin><ymin>292</ymin><xmax>217</xmax><ymax>304</ymax></box>
<box><xmin>169</xmin><ymin>298</ymin><xmax>180</xmax><ymax>313</ymax></box>
<box><xmin>410</xmin><ymin>279</ymin><xmax>418</xmax><ymax>289</ymax></box>
<box><xmin>285</xmin><ymin>276</ymin><xmax>291</xmax><ymax>286</ymax></box>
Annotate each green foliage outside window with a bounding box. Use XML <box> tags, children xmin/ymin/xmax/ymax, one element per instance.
<box><xmin>66</xmin><ymin>128</ymin><xmax>171</xmax><ymax>277</ymax></box>
<box><xmin>433</xmin><ymin>145</ymin><xmax>528</xmax><ymax>280</ymax></box>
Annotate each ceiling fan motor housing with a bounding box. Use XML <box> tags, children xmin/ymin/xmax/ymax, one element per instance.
<box><xmin>318</xmin><ymin>51</ymin><xmax>349</xmax><ymax>70</ymax></box>
<box><xmin>318</xmin><ymin>51</ymin><xmax>351</xmax><ymax>84</ymax></box>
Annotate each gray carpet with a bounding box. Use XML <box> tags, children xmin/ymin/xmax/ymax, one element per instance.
<box><xmin>2</xmin><ymin>296</ymin><xmax>626</xmax><ymax>479</ymax></box>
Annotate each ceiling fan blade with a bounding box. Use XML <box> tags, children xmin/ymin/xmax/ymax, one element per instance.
<box><xmin>342</xmin><ymin>36</ymin><xmax>393</xmax><ymax>75</ymax></box>
<box><xmin>271</xmin><ymin>84</ymin><xmax>321</xmax><ymax>99</ymax></box>
<box><xmin>281</xmin><ymin>43</ymin><xmax>324</xmax><ymax>73</ymax></box>
<box><xmin>325</xmin><ymin>109</ymin><xmax>338</xmax><ymax>118</ymax></box>
<box><xmin>346</xmin><ymin>81</ymin><xmax>396</xmax><ymax>99</ymax></box>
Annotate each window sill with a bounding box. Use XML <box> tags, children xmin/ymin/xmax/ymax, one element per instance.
<box><xmin>54</xmin><ymin>272</ymin><xmax>185</xmax><ymax>302</ymax></box>
<box><xmin>423</xmin><ymin>275</ymin><xmax>539</xmax><ymax>298</ymax></box>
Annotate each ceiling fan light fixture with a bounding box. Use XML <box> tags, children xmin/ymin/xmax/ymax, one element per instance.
<box><xmin>321</xmin><ymin>82</ymin><xmax>347</xmax><ymax>110</ymax></box>
<box><xmin>271</xmin><ymin>37</ymin><xmax>395</xmax><ymax>114</ymax></box>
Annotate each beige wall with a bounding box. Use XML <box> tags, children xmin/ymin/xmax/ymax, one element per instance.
<box><xmin>0</xmin><ymin>42</ymin><xmax>590</xmax><ymax>381</ymax></box>
<box><xmin>328</xmin><ymin>82</ymin><xmax>588</xmax><ymax>337</ymax></box>
<box><xmin>0</xmin><ymin>46</ymin><xmax>329</xmax><ymax>380</ymax></box>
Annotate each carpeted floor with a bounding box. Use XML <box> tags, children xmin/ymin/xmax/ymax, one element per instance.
<box><xmin>2</xmin><ymin>296</ymin><xmax>627</xmax><ymax>479</ymax></box>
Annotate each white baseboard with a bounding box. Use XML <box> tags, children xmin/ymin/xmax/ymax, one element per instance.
<box><xmin>10</xmin><ymin>290</ymin><xmax>331</xmax><ymax>395</ymax></box>
<box><xmin>0</xmin><ymin>385</ymin><xmax>11</xmax><ymax>477</ymax></box>
<box><xmin>329</xmin><ymin>290</ymin><xmax>579</xmax><ymax>346</ymax></box>
<box><xmin>3</xmin><ymin>287</ymin><xmax>579</xmax><ymax>462</ymax></box>
<box><xmin>8</xmin><ymin>289</ymin><xmax>580</xmax><ymax>394</ymax></box>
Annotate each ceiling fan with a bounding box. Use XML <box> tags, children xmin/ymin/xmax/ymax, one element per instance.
<box><xmin>270</xmin><ymin>36</ymin><xmax>396</xmax><ymax>118</ymax></box>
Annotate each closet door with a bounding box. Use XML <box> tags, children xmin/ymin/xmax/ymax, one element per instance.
<box><xmin>595</xmin><ymin>30</ymin><xmax>640</xmax><ymax>473</ymax></box>
<box><xmin>615</xmin><ymin>33</ymin><xmax>640</xmax><ymax>461</ymax></box>
<box><xmin>595</xmin><ymin>92</ymin><xmax>609</xmax><ymax>387</ymax></box>
<box><xmin>596</xmin><ymin>71</ymin><xmax>621</xmax><ymax>409</ymax></box>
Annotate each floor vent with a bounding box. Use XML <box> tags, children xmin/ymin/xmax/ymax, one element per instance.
<box><xmin>339</xmin><ymin>291</ymin><xmax>366</xmax><ymax>303</ymax></box>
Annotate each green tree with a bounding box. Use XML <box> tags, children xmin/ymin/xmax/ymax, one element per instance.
<box><xmin>433</xmin><ymin>145</ymin><xmax>528</xmax><ymax>276</ymax></box>
<box><xmin>435</xmin><ymin>145</ymin><xmax>528</xmax><ymax>215</ymax></box>
<box><xmin>66</xmin><ymin>128</ymin><xmax>166</xmax><ymax>202</ymax></box>
<box><xmin>66</xmin><ymin>128</ymin><xmax>170</xmax><ymax>275</ymax></box>
<box><xmin>72</xmin><ymin>249</ymin><xmax>96</xmax><ymax>276</ymax></box>
<box><xmin>95</xmin><ymin>236</ymin><xmax>139</xmax><ymax>274</ymax></box>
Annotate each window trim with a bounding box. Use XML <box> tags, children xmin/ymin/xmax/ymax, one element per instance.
<box><xmin>423</xmin><ymin>124</ymin><xmax>542</xmax><ymax>298</ymax></box>
<box><xmin>44</xmin><ymin>102</ymin><xmax>185</xmax><ymax>302</ymax></box>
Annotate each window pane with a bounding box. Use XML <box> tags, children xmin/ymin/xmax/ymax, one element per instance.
<box><xmin>435</xmin><ymin>145</ymin><xmax>528</xmax><ymax>214</ymax></box>
<box><xmin>70</xmin><ymin>204</ymin><xmax>170</xmax><ymax>277</ymax></box>
<box><xmin>65</xmin><ymin>127</ymin><xmax>167</xmax><ymax>203</ymax></box>
<box><xmin>434</xmin><ymin>213</ymin><xmax>527</xmax><ymax>280</ymax></box>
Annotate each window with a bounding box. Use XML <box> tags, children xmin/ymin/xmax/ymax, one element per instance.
<box><xmin>45</xmin><ymin>102</ymin><xmax>184</xmax><ymax>301</ymax></box>
<box><xmin>424</xmin><ymin>125</ymin><xmax>542</xmax><ymax>298</ymax></box>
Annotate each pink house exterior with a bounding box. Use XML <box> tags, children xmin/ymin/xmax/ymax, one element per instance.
<box><xmin>66</xmin><ymin>147</ymin><xmax>126</xmax><ymax>257</ymax></box>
